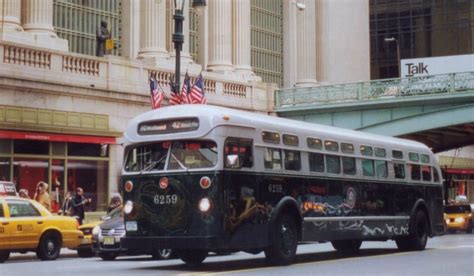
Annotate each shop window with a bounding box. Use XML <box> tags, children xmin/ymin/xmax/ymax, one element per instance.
<box><xmin>362</xmin><ymin>159</ymin><xmax>375</xmax><ymax>177</ymax></box>
<box><xmin>67</xmin><ymin>160</ymin><xmax>109</xmax><ymax>211</ymax></box>
<box><xmin>326</xmin><ymin>155</ymin><xmax>341</xmax><ymax>174</ymax></box>
<box><xmin>392</xmin><ymin>150</ymin><xmax>403</xmax><ymax>159</ymax></box>
<box><xmin>394</xmin><ymin>163</ymin><xmax>406</xmax><ymax>179</ymax></box>
<box><xmin>307</xmin><ymin>138</ymin><xmax>322</xmax><ymax>149</ymax></box>
<box><xmin>283</xmin><ymin>134</ymin><xmax>299</xmax><ymax>146</ymax></box>
<box><xmin>0</xmin><ymin>139</ymin><xmax>11</xmax><ymax>154</ymax></box>
<box><xmin>262</xmin><ymin>131</ymin><xmax>280</xmax><ymax>144</ymax></box>
<box><xmin>324</xmin><ymin>140</ymin><xmax>339</xmax><ymax>152</ymax></box>
<box><xmin>224</xmin><ymin>138</ymin><xmax>253</xmax><ymax>168</ymax></box>
<box><xmin>14</xmin><ymin>140</ymin><xmax>49</xmax><ymax>155</ymax></box>
<box><xmin>264</xmin><ymin>148</ymin><xmax>282</xmax><ymax>170</ymax></box>
<box><xmin>51</xmin><ymin>159</ymin><xmax>65</xmax><ymax>213</ymax></box>
<box><xmin>341</xmin><ymin>143</ymin><xmax>354</xmax><ymax>154</ymax></box>
<box><xmin>342</xmin><ymin>157</ymin><xmax>356</xmax><ymax>175</ymax></box>
<box><xmin>68</xmin><ymin>143</ymin><xmax>106</xmax><ymax>157</ymax></box>
<box><xmin>13</xmin><ymin>158</ymin><xmax>48</xmax><ymax>199</ymax></box>
<box><xmin>375</xmin><ymin>160</ymin><xmax>388</xmax><ymax>178</ymax></box>
<box><xmin>284</xmin><ymin>150</ymin><xmax>301</xmax><ymax>171</ymax></box>
<box><xmin>433</xmin><ymin>167</ymin><xmax>440</xmax><ymax>183</ymax></box>
<box><xmin>422</xmin><ymin>166</ymin><xmax>431</xmax><ymax>182</ymax></box>
<box><xmin>309</xmin><ymin>152</ymin><xmax>324</xmax><ymax>172</ymax></box>
<box><xmin>52</xmin><ymin>142</ymin><xmax>66</xmax><ymax>156</ymax></box>
<box><xmin>409</xmin><ymin>164</ymin><xmax>421</xmax><ymax>180</ymax></box>
<box><xmin>0</xmin><ymin>157</ymin><xmax>10</xmax><ymax>181</ymax></box>
<box><xmin>360</xmin><ymin>145</ymin><xmax>373</xmax><ymax>156</ymax></box>
<box><xmin>374</xmin><ymin>147</ymin><xmax>386</xmax><ymax>157</ymax></box>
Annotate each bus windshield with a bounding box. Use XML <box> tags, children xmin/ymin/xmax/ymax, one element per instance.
<box><xmin>124</xmin><ymin>140</ymin><xmax>217</xmax><ymax>172</ymax></box>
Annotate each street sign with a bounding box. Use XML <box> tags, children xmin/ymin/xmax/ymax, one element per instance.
<box><xmin>106</xmin><ymin>39</ymin><xmax>114</xmax><ymax>50</ymax></box>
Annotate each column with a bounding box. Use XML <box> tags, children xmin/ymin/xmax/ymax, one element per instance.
<box><xmin>22</xmin><ymin>0</ymin><xmax>56</xmax><ymax>36</ymax></box>
<box><xmin>207</xmin><ymin>0</ymin><xmax>233</xmax><ymax>72</ymax></box>
<box><xmin>233</xmin><ymin>0</ymin><xmax>253</xmax><ymax>75</ymax></box>
<box><xmin>295</xmin><ymin>0</ymin><xmax>318</xmax><ymax>87</ymax></box>
<box><xmin>138</xmin><ymin>0</ymin><xmax>169</xmax><ymax>59</ymax></box>
<box><xmin>0</xmin><ymin>0</ymin><xmax>22</xmax><ymax>31</ymax></box>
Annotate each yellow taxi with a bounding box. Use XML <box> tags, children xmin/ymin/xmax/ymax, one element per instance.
<box><xmin>0</xmin><ymin>196</ymin><xmax>84</xmax><ymax>263</ymax></box>
<box><xmin>444</xmin><ymin>204</ymin><xmax>472</xmax><ymax>234</ymax></box>
<box><xmin>77</xmin><ymin>221</ymin><xmax>100</xmax><ymax>258</ymax></box>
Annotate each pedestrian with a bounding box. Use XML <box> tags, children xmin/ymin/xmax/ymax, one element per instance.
<box><xmin>34</xmin><ymin>182</ymin><xmax>51</xmax><ymax>211</ymax></box>
<box><xmin>107</xmin><ymin>193</ymin><xmax>122</xmax><ymax>214</ymax></box>
<box><xmin>60</xmin><ymin>191</ymin><xmax>74</xmax><ymax>216</ymax></box>
<box><xmin>18</xmin><ymin>189</ymin><xmax>30</xmax><ymax>199</ymax></box>
<box><xmin>72</xmin><ymin>187</ymin><xmax>92</xmax><ymax>225</ymax></box>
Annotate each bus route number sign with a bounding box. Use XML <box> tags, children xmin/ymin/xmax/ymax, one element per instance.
<box><xmin>154</xmin><ymin>194</ymin><xmax>178</xmax><ymax>205</ymax></box>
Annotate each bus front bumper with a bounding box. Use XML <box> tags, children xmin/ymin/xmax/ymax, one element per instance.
<box><xmin>121</xmin><ymin>236</ymin><xmax>223</xmax><ymax>250</ymax></box>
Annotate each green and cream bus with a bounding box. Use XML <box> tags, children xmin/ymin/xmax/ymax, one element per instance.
<box><xmin>121</xmin><ymin>105</ymin><xmax>444</xmax><ymax>266</ymax></box>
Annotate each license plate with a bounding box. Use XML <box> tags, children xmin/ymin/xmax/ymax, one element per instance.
<box><xmin>103</xmin><ymin>236</ymin><xmax>115</xmax><ymax>245</ymax></box>
<box><xmin>126</xmin><ymin>221</ymin><xmax>137</xmax><ymax>231</ymax></box>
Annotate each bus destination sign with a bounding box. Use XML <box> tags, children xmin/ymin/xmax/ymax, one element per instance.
<box><xmin>138</xmin><ymin>118</ymin><xmax>199</xmax><ymax>135</ymax></box>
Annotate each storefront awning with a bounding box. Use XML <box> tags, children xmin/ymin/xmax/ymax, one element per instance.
<box><xmin>0</xmin><ymin>130</ymin><xmax>117</xmax><ymax>144</ymax></box>
<box><xmin>445</xmin><ymin>168</ymin><xmax>474</xmax><ymax>174</ymax></box>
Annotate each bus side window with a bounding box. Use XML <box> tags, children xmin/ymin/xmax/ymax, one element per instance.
<box><xmin>375</xmin><ymin>160</ymin><xmax>388</xmax><ymax>178</ymax></box>
<box><xmin>394</xmin><ymin>163</ymin><xmax>405</xmax><ymax>179</ymax></box>
<box><xmin>362</xmin><ymin>159</ymin><xmax>374</xmax><ymax>176</ymax></box>
<box><xmin>409</xmin><ymin>164</ymin><xmax>421</xmax><ymax>180</ymax></box>
<box><xmin>433</xmin><ymin>167</ymin><xmax>440</xmax><ymax>183</ymax></box>
<box><xmin>342</xmin><ymin>157</ymin><xmax>356</xmax><ymax>175</ymax></box>
<box><xmin>325</xmin><ymin>155</ymin><xmax>341</xmax><ymax>174</ymax></box>
<box><xmin>309</xmin><ymin>152</ymin><xmax>324</xmax><ymax>172</ymax></box>
<box><xmin>284</xmin><ymin>150</ymin><xmax>301</xmax><ymax>171</ymax></box>
<box><xmin>422</xmin><ymin>166</ymin><xmax>431</xmax><ymax>181</ymax></box>
<box><xmin>264</xmin><ymin>148</ymin><xmax>282</xmax><ymax>170</ymax></box>
<box><xmin>224</xmin><ymin>138</ymin><xmax>253</xmax><ymax>168</ymax></box>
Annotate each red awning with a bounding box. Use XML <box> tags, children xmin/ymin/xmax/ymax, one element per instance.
<box><xmin>445</xmin><ymin>168</ymin><xmax>474</xmax><ymax>174</ymax></box>
<box><xmin>0</xmin><ymin>130</ymin><xmax>117</xmax><ymax>144</ymax></box>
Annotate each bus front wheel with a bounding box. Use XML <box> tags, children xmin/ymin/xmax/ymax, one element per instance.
<box><xmin>396</xmin><ymin>210</ymin><xmax>429</xmax><ymax>251</ymax></box>
<box><xmin>264</xmin><ymin>213</ymin><xmax>298</xmax><ymax>265</ymax></box>
<box><xmin>331</xmin><ymin>240</ymin><xmax>362</xmax><ymax>253</ymax></box>
<box><xmin>178</xmin><ymin>250</ymin><xmax>207</xmax><ymax>266</ymax></box>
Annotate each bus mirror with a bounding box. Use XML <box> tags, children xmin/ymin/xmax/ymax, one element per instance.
<box><xmin>226</xmin><ymin>155</ymin><xmax>241</xmax><ymax>168</ymax></box>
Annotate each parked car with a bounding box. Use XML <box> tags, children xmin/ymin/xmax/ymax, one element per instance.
<box><xmin>444</xmin><ymin>204</ymin><xmax>472</xmax><ymax>234</ymax></box>
<box><xmin>92</xmin><ymin>207</ymin><xmax>174</xmax><ymax>261</ymax></box>
<box><xmin>0</xmin><ymin>196</ymin><xmax>83</xmax><ymax>263</ymax></box>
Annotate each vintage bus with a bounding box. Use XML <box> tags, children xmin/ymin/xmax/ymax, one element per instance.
<box><xmin>121</xmin><ymin>105</ymin><xmax>444</xmax><ymax>266</ymax></box>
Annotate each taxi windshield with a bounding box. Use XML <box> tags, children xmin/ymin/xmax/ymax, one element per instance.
<box><xmin>124</xmin><ymin>140</ymin><xmax>217</xmax><ymax>172</ymax></box>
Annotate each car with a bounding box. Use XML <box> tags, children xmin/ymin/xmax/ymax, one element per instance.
<box><xmin>0</xmin><ymin>196</ymin><xmax>83</xmax><ymax>263</ymax></box>
<box><xmin>444</xmin><ymin>204</ymin><xmax>472</xmax><ymax>234</ymax></box>
<box><xmin>92</xmin><ymin>207</ymin><xmax>174</xmax><ymax>261</ymax></box>
<box><xmin>77</xmin><ymin>221</ymin><xmax>101</xmax><ymax>258</ymax></box>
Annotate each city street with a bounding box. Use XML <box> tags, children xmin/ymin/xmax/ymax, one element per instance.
<box><xmin>1</xmin><ymin>234</ymin><xmax>473</xmax><ymax>276</ymax></box>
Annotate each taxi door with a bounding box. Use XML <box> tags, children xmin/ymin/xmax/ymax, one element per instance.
<box><xmin>5</xmin><ymin>199</ymin><xmax>43</xmax><ymax>249</ymax></box>
<box><xmin>0</xmin><ymin>200</ymin><xmax>11</xmax><ymax>250</ymax></box>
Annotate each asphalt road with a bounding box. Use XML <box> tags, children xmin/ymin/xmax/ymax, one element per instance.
<box><xmin>1</xmin><ymin>234</ymin><xmax>473</xmax><ymax>276</ymax></box>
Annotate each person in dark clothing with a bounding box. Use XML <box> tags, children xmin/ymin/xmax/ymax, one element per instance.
<box><xmin>96</xmin><ymin>20</ymin><xmax>111</xmax><ymax>57</ymax></box>
<box><xmin>72</xmin><ymin>187</ymin><xmax>92</xmax><ymax>225</ymax></box>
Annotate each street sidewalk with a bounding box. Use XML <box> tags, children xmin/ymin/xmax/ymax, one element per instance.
<box><xmin>9</xmin><ymin>248</ymin><xmax>80</xmax><ymax>261</ymax></box>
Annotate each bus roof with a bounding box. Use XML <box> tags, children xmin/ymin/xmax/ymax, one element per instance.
<box><xmin>124</xmin><ymin>105</ymin><xmax>431</xmax><ymax>153</ymax></box>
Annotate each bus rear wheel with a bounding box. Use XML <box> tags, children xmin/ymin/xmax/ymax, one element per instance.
<box><xmin>396</xmin><ymin>210</ymin><xmax>429</xmax><ymax>251</ymax></box>
<box><xmin>264</xmin><ymin>213</ymin><xmax>298</xmax><ymax>266</ymax></box>
<box><xmin>331</xmin><ymin>240</ymin><xmax>362</xmax><ymax>253</ymax></box>
<box><xmin>178</xmin><ymin>250</ymin><xmax>207</xmax><ymax>266</ymax></box>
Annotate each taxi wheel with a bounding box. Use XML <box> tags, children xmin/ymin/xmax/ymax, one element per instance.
<box><xmin>0</xmin><ymin>250</ymin><xmax>10</xmax><ymax>263</ymax></box>
<box><xmin>37</xmin><ymin>232</ymin><xmax>62</xmax><ymax>261</ymax></box>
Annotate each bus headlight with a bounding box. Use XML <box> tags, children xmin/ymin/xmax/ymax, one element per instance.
<box><xmin>454</xmin><ymin>217</ymin><xmax>465</xmax><ymax>223</ymax></box>
<box><xmin>198</xmin><ymin>198</ymin><xmax>212</xmax><ymax>213</ymax></box>
<box><xmin>92</xmin><ymin>226</ymin><xmax>101</xmax><ymax>236</ymax></box>
<box><xmin>124</xmin><ymin>200</ymin><xmax>134</xmax><ymax>214</ymax></box>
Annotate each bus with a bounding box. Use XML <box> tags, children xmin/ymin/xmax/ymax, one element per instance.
<box><xmin>121</xmin><ymin>105</ymin><xmax>444</xmax><ymax>266</ymax></box>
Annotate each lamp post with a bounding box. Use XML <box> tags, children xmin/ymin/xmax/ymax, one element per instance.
<box><xmin>172</xmin><ymin>0</ymin><xmax>206</xmax><ymax>93</ymax></box>
<box><xmin>384</xmin><ymin>37</ymin><xmax>400</xmax><ymax>78</ymax></box>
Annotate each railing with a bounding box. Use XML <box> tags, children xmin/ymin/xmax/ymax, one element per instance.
<box><xmin>4</xmin><ymin>45</ymin><xmax>51</xmax><ymax>69</ymax></box>
<box><xmin>62</xmin><ymin>56</ymin><xmax>100</xmax><ymax>76</ymax></box>
<box><xmin>276</xmin><ymin>72</ymin><xmax>474</xmax><ymax>108</ymax></box>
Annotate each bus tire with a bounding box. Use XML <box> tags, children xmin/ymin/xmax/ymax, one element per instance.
<box><xmin>0</xmin><ymin>250</ymin><xmax>10</xmax><ymax>263</ymax></box>
<box><xmin>331</xmin><ymin>240</ymin><xmax>362</xmax><ymax>253</ymax></box>
<box><xmin>178</xmin><ymin>250</ymin><xmax>207</xmax><ymax>266</ymax></box>
<box><xmin>396</xmin><ymin>210</ymin><xmax>429</xmax><ymax>251</ymax></box>
<box><xmin>264</xmin><ymin>213</ymin><xmax>298</xmax><ymax>266</ymax></box>
<box><xmin>152</xmin><ymin>248</ymin><xmax>174</xmax><ymax>260</ymax></box>
<box><xmin>36</xmin><ymin>232</ymin><xmax>62</xmax><ymax>261</ymax></box>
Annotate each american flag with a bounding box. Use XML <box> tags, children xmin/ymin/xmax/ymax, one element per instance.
<box><xmin>190</xmin><ymin>73</ymin><xmax>207</xmax><ymax>104</ymax></box>
<box><xmin>180</xmin><ymin>72</ymin><xmax>191</xmax><ymax>104</ymax></box>
<box><xmin>169</xmin><ymin>76</ymin><xmax>181</xmax><ymax>105</ymax></box>
<box><xmin>149</xmin><ymin>77</ymin><xmax>163</xmax><ymax>109</ymax></box>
